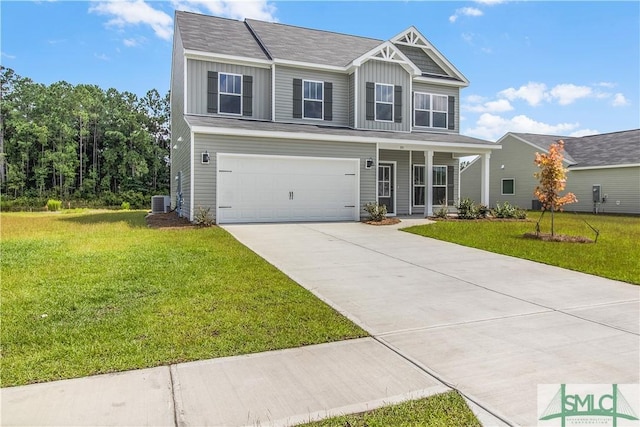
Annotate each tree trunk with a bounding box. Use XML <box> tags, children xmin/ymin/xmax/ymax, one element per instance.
<box><xmin>551</xmin><ymin>204</ymin><xmax>555</xmax><ymax>236</ymax></box>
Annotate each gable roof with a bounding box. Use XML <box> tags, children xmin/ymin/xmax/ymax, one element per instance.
<box><xmin>175</xmin><ymin>11</ymin><xmax>269</xmax><ymax>61</ymax></box>
<box><xmin>506</xmin><ymin>130</ymin><xmax>640</xmax><ymax>168</ymax></box>
<box><xmin>245</xmin><ymin>18</ymin><xmax>381</xmax><ymax>67</ymax></box>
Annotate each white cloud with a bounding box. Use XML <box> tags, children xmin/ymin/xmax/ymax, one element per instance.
<box><xmin>465</xmin><ymin>99</ymin><xmax>514</xmax><ymax>113</ymax></box>
<box><xmin>172</xmin><ymin>0</ymin><xmax>277</xmax><ymax>21</ymax></box>
<box><xmin>1</xmin><ymin>51</ymin><xmax>16</xmax><ymax>60</ymax></box>
<box><xmin>548</xmin><ymin>84</ymin><xmax>592</xmax><ymax>105</ymax></box>
<box><xmin>595</xmin><ymin>81</ymin><xmax>616</xmax><ymax>88</ymax></box>
<box><xmin>123</xmin><ymin>36</ymin><xmax>147</xmax><ymax>47</ymax></box>
<box><xmin>569</xmin><ymin>129</ymin><xmax>599</xmax><ymax>137</ymax></box>
<box><xmin>449</xmin><ymin>7</ymin><xmax>483</xmax><ymax>23</ymax></box>
<box><xmin>612</xmin><ymin>93</ymin><xmax>630</xmax><ymax>107</ymax></box>
<box><xmin>94</xmin><ymin>53</ymin><xmax>110</xmax><ymax>61</ymax></box>
<box><xmin>466</xmin><ymin>113</ymin><xmax>579</xmax><ymax>140</ymax></box>
<box><xmin>499</xmin><ymin>82</ymin><xmax>549</xmax><ymax>106</ymax></box>
<box><xmin>474</xmin><ymin>0</ymin><xmax>506</xmax><ymax>4</ymax></box>
<box><xmin>89</xmin><ymin>1</ymin><xmax>174</xmax><ymax>40</ymax></box>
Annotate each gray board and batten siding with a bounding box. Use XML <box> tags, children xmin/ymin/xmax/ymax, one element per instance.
<box><xmin>274</xmin><ymin>65</ymin><xmax>350</xmax><ymax>127</ymax></box>
<box><xmin>186</xmin><ymin>59</ymin><xmax>272</xmax><ymax>121</ymax></box>
<box><xmin>192</xmin><ymin>134</ymin><xmax>377</xmax><ymax>221</ymax></box>
<box><xmin>395</xmin><ymin>44</ymin><xmax>448</xmax><ymax>76</ymax></box>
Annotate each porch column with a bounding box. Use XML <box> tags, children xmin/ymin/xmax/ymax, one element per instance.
<box><xmin>481</xmin><ymin>152</ymin><xmax>491</xmax><ymax>206</ymax></box>
<box><xmin>424</xmin><ymin>150</ymin><xmax>434</xmax><ymax>217</ymax></box>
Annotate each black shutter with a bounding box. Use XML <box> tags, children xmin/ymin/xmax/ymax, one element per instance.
<box><xmin>447</xmin><ymin>165</ymin><xmax>455</xmax><ymax>206</ymax></box>
<box><xmin>394</xmin><ymin>85</ymin><xmax>402</xmax><ymax>123</ymax></box>
<box><xmin>242</xmin><ymin>75</ymin><xmax>253</xmax><ymax>117</ymax></box>
<box><xmin>293</xmin><ymin>78</ymin><xmax>302</xmax><ymax>118</ymax></box>
<box><xmin>207</xmin><ymin>71</ymin><xmax>218</xmax><ymax>114</ymax></box>
<box><xmin>448</xmin><ymin>96</ymin><xmax>455</xmax><ymax>130</ymax></box>
<box><xmin>365</xmin><ymin>82</ymin><xmax>374</xmax><ymax>120</ymax></box>
<box><xmin>324</xmin><ymin>82</ymin><xmax>333</xmax><ymax>121</ymax></box>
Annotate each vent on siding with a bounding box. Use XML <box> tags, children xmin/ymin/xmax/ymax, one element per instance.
<box><xmin>152</xmin><ymin>195</ymin><xmax>171</xmax><ymax>214</ymax></box>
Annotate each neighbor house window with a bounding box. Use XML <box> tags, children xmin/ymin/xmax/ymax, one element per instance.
<box><xmin>303</xmin><ymin>80</ymin><xmax>323</xmax><ymax>119</ymax></box>
<box><xmin>502</xmin><ymin>178</ymin><xmax>515</xmax><ymax>195</ymax></box>
<box><xmin>375</xmin><ymin>83</ymin><xmax>394</xmax><ymax>122</ymax></box>
<box><xmin>413</xmin><ymin>165</ymin><xmax>425</xmax><ymax>206</ymax></box>
<box><xmin>219</xmin><ymin>73</ymin><xmax>242</xmax><ymax>115</ymax></box>
<box><xmin>433</xmin><ymin>165</ymin><xmax>447</xmax><ymax>205</ymax></box>
<box><xmin>414</xmin><ymin>92</ymin><xmax>448</xmax><ymax>129</ymax></box>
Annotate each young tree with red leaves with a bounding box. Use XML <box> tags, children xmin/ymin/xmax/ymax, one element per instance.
<box><xmin>534</xmin><ymin>140</ymin><xmax>577</xmax><ymax>236</ymax></box>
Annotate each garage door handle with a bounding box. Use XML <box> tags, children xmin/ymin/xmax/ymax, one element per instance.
<box><xmin>289</xmin><ymin>191</ymin><xmax>294</xmax><ymax>200</ymax></box>
<box><xmin>344</xmin><ymin>205</ymin><xmax>355</xmax><ymax>208</ymax></box>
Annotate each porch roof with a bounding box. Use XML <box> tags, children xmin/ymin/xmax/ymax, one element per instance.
<box><xmin>184</xmin><ymin>115</ymin><xmax>500</xmax><ymax>154</ymax></box>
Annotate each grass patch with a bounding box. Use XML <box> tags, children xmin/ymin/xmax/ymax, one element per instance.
<box><xmin>297</xmin><ymin>391</ymin><xmax>480</xmax><ymax>427</ymax></box>
<box><xmin>404</xmin><ymin>212</ymin><xmax>640</xmax><ymax>285</ymax></box>
<box><xmin>1</xmin><ymin>211</ymin><xmax>366</xmax><ymax>387</ymax></box>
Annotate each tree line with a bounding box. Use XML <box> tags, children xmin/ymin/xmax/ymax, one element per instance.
<box><xmin>0</xmin><ymin>66</ymin><xmax>170</xmax><ymax>209</ymax></box>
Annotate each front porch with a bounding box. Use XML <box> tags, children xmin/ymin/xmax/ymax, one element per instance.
<box><xmin>376</xmin><ymin>145</ymin><xmax>492</xmax><ymax>217</ymax></box>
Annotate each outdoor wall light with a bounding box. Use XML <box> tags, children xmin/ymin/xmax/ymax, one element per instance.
<box><xmin>201</xmin><ymin>151</ymin><xmax>210</xmax><ymax>164</ymax></box>
<box><xmin>365</xmin><ymin>158</ymin><xmax>375</xmax><ymax>169</ymax></box>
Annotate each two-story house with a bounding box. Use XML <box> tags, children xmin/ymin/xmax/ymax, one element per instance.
<box><xmin>171</xmin><ymin>11</ymin><xmax>499</xmax><ymax>223</ymax></box>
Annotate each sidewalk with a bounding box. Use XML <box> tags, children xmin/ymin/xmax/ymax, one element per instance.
<box><xmin>1</xmin><ymin>338</ymin><xmax>503</xmax><ymax>426</ymax></box>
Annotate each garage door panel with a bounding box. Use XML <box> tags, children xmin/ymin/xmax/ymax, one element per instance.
<box><xmin>217</xmin><ymin>154</ymin><xmax>359</xmax><ymax>224</ymax></box>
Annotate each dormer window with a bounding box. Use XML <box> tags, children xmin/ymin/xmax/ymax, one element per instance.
<box><xmin>375</xmin><ymin>83</ymin><xmax>394</xmax><ymax>122</ymax></box>
<box><xmin>414</xmin><ymin>92</ymin><xmax>448</xmax><ymax>129</ymax></box>
<box><xmin>219</xmin><ymin>73</ymin><xmax>242</xmax><ymax>115</ymax></box>
<box><xmin>303</xmin><ymin>80</ymin><xmax>323</xmax><ymax>119</ymax></box>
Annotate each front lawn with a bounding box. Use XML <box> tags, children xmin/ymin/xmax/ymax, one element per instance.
<box><xmin>0</xmin><ymin>211</ymin><xmax>366</xmax><ymax>387</ymax></box>
<box><xmin>404</xmin><ymin>212</ymin><xmax>640</xmax><ymax>285</ymax></box>
<box><xmin>297</xmin><ymin>391</ymin><xmax>480</xmax><ymax>427</ymax></box>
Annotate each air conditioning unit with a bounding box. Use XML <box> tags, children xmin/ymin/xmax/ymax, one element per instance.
<box><xmin>151</xmin><ymin>195</ymin><xmax>171</xmax><ymax>214</ymax></box>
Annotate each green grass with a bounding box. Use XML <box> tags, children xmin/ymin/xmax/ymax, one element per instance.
<box><xmin>297</xmin><ymin>391</ymin><xmax>481</xmax><ymax>427</ymax></box>
<box><xmin>404</xmin><ymin>212</ymin><xmax>640</xmax><ymax>285</ymax></box>
<box><xmin>0</xmin><ymin>211</ymin><xmax>366</xmax><ymax>387</ymax></box>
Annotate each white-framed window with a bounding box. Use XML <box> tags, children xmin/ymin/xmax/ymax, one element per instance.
<box><xmin>433</xmin><ymin>165</ymin><xmax>447</xmax><ymax>205</ymax></box>
<box><xmin>219</xmin><ymin>72</ymin><xmax>242</xmax><ymax>115</ymax></box>
<box><xmin>375</xmin><ymin>83</ymin><xmax>394</xmax><ymax>122</ymax></box>
<box><xmin>413</xmin><ymin>164</ymin><xmax>425</xmax><ymax>206</ymax></box>
<box><xmin>502</xmin><ymin>178</ymin><xmax>515</xmax><ymax>195</ymax></box>
<box><xmin>303</xmin><ymin>80</ymin><xmax>323</xmax><ymax>120</ymax></box>
<box><xmin>414</xmin><ymin>92</ymin><xmax>448</xmax><ymax>129</ymax></box>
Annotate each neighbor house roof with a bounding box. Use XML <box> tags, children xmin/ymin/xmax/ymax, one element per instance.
<box><xmin>508</xmin><ymin>130</ymin><xmax>640</xmax><ymax>168</ymax></box>
<box><xmin>184</xmin><ymin>115</ymin><xmax>498</xmax><ymax>148</ymax></box>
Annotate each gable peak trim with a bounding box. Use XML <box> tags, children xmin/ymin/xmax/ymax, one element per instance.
<box><xmin>351</xmin><ymin>41</ymin><xmax>421</xmax><ymax>75</ymax></box>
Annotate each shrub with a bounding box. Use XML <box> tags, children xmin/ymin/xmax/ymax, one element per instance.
<box><xmin>478</xmin><ymin>204</ymin><xmax>490</xmax><ymax>219</ymax></box>
<box><xmin>193</xmin><ymin>206</ymin><xmax>215</xmax><ymax>227</ymax></box>
<box><xmin>120</xmin><ymin>202</ymin><xmax>131</xmax><ymax>210</ymax></box>
<box><xmin>364</xmin><ymin>202</ymin><xmax>387</xmax><ymax>222</ymax></box>
<box><xmin>46</xmin><ymin>199</ymin><xmax>62</xmax><ymax>211</ymax></box>
<box><xmin>456</xmin><ymin>198</ymin><xmax>479</xmax><ymax>219</ymax></box>
<box><xmin>493</xmin><ymin>202</ymin><xmax>527</xmax><ymax>219</ymax></box>
<box><xmin>433</xmin><ymin>205</ymin><xmax>449</xmax><ymax>219</ymax></box>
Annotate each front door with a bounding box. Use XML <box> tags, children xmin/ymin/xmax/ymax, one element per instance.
<box><xmin>378</xmin><ymin>163</ymin><xmax>395</xmax><ymax>215</ymax></box>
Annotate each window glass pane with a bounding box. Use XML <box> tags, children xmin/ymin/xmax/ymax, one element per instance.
<box><xmin>415</xmin><ymin>93</ymin><xmax>430</xmax><ymax>110</ymax></box>
<box><xmin>414</xmin><ymin>166</ymin><xmax>424</xmax><ymax>185</ymax></box>
<box><xmin>220</xmin><ymin>94</ymin><xmax>241</xmax><ymax>114</ymax></box>
<box><xmin>220</xmin><ymin>74</ymin><xmax>241</xmax><ymax>94</ymax></box>
<box><xmin>414</xmin><ymin>187</ymin><xmax>425</xmax><ymax>206</ymax></box>
<box><xmin>502</xmin><ymin>179</ymin><xmax>515</xmax><ymax>195</ymax></box>
<box><xmin>415</xmin><ymin>110</ymin><xmax>430</xmax><ymax>127</ymax></box>
<box><xmin>433</xmin><ymin>95</ymin><xmax>448</xmax><ymax>112</ymax></box>
<box><xmin>433</xmin><ymin>166</ymin><xmax>446</xmax><ymax>186</ymax></box>
<box><xmin>433</xmin><ymin>112</ymin><xmax>447</xmax><ymax>128</ymax></box>
<box><xmin>376</xmin><ymin>84</ymin><xmax>393</xmax><ymax>102</ymax></box>
<box><xmin>376</xmin><ymin>104</ymin><xmax>392</xmax><ymax>121</ymax></box>
<box><xmin>304</xmin><ymin>81</ymin><xmax>322</xmax><ymax>100</ymax></box>
<box><xmin>304</xmin><ymin>100</ymin><xmax>322</xmax><ymax>119</ymax></box>
<box><xmin>432</xmin><ymin>187</ymin><xmax>446</xmax><ymax>205</ymax></box>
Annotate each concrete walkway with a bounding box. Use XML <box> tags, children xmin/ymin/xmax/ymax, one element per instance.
<box><xmin>224</xmin><ymin>221</ymin><xmax>640</xmax><ymax>426</ymax></box>
<box><xmin>2</xmin><ymin>219</ymin><xmax>638</xmax><ymax>426</ymax></box>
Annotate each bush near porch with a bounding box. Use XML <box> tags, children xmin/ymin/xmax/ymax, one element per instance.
<box><xmin>404</xmin><ymin>212</ymin><xmax>640</xmax><ymax>285</ymax></box>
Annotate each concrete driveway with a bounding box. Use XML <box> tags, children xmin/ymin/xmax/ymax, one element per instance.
<box><xmin>224</xmin><ymin>221</ymin><xmax>640</xmax><ymax>426</ymax></box>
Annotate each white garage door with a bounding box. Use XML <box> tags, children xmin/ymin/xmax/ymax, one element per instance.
<box><xmin>217</xmin><ymin>153</ymin><xmax>360</xmax><ymax>224</ymax></box>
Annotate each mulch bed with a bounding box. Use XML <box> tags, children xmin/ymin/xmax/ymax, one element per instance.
<box><xmin>523</xmin><ymin>232</ymin><xmax>594</xmax><ymax>243</ymax></box>
<box><xmin>145</xmin><ymin>211</ymin><xmax>196</xmax><ymax>229</ymax></box>
<box><xmin>363</xmin><ymin>218</ymin><xmax>402</xmax><ymax>226</ymax></box>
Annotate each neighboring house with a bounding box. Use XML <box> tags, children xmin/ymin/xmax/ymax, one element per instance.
<box><xmin>171</xmin><ymin>11</ymin><xmax>499</xmax><ymax>223</ymax></box>
<box><xmin>460</xmin><ymin>130</ymin><xmax>640</xmax><ymax>214</ymax></box>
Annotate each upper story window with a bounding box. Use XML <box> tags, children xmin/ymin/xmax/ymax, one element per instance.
<box><xmin>375</xmin><ymin>83</ymin><xmax>394</xmax><ymax>122</ymax></box>
<box><xmin>303</xmin><ymin>80</ymin><xmax>323</xmax><ymax>120</ymax></box>
<box><xmin>414</xmin><ymin>92</ymin><xmax>448</xmax><ymax>129</ymax></box>
<box><xmin>219</xmin><ymin>73</ymin><xmax>242</xmax><ymax>115</ymax></box>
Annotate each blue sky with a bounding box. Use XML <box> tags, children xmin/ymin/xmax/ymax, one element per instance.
<box><xmin>1</xmin><ymin>1</ymin><xmax>638</xmax><ymax>141</ymax></box>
